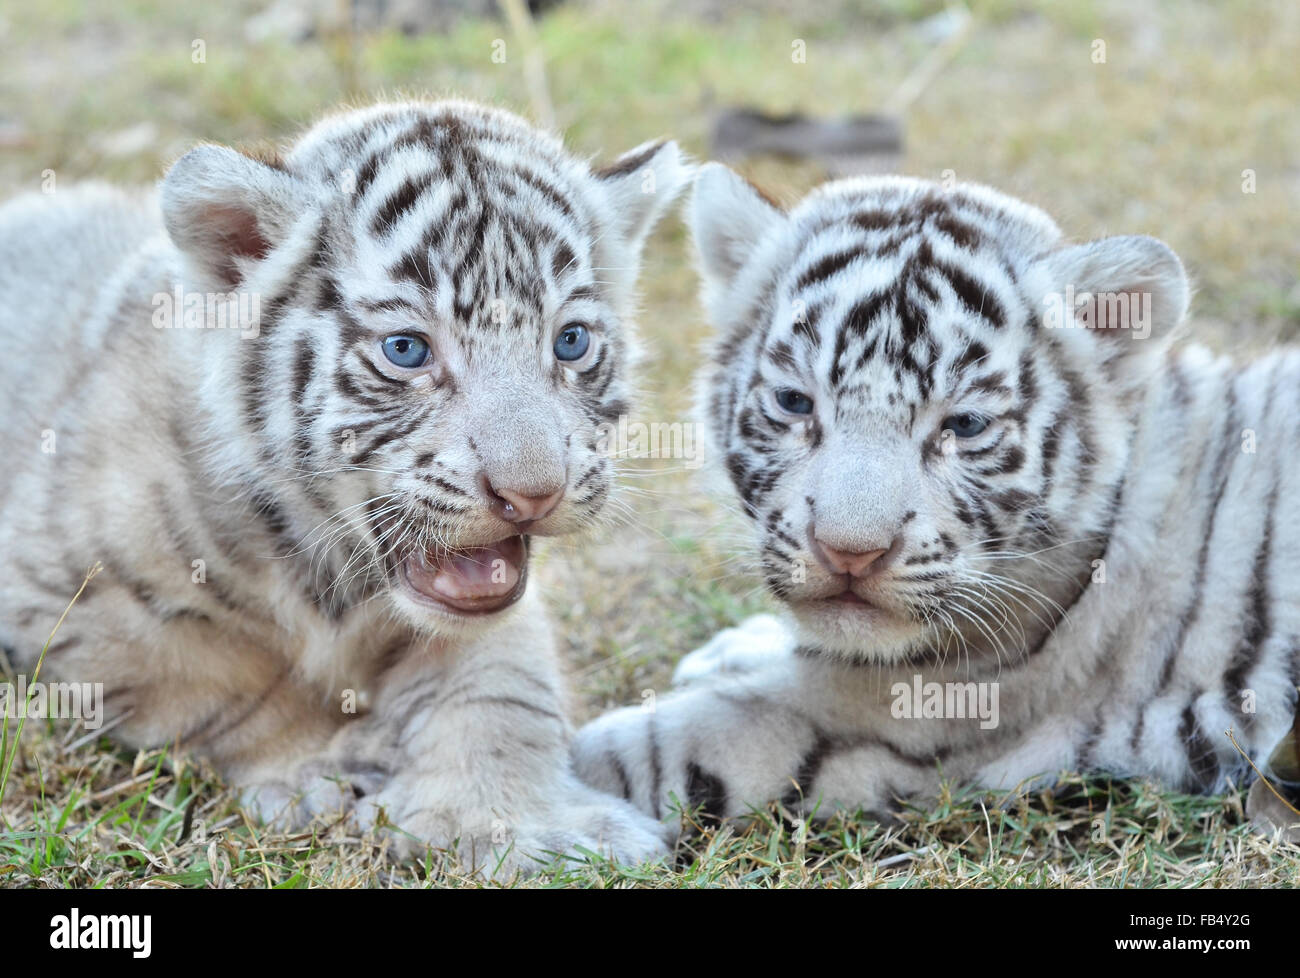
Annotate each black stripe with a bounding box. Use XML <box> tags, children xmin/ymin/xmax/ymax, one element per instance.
<box><xmin>1138</xmin><ymin>384</ymin><xmax>1241</xmax><ymax>736</ymax></box>
<box><xmin>794</xmin><ymin>246</ymin><xmax>865</xmax><ymax>291</ymax></box>
<box><xmin>608</xmin><ymin>753</ymin><xmax>633</xmax><ymax>801</ymax></box>
<box><xmin>510</xmin><ymin>165</ymin><xmax>580</xmax><ymax>223</ymax></box>
<box><xmin>1179</xmin><ymin>700</ymin><xmax>1220</xmax><ymax>792</ymax></box>
<box><xmin>595</xmin><ymin>140</ymin><xmax>664</xmax><ymax>179</ymax></box>
<box><xmin>933</xmin><ymin>257</ymin><xmax>1006</xmax><ymax>328</ymax></box>
<box><xmin>356</xmin><ymin>353</ymin><xmax>406</xmax><ymax>388</ymax></box>
<box><xmin>1225</xmin><ymin>479</ymin><xmax>1278</xmax><ymax>723</ymax></box>
<box><xmin>647</xmin><ymin>715</ymin><xmax>663</xmax><ymax>820</ymax></box>
<box><xmin>1022</xmin><ymin>469</ymin><xmax>1128</xmax><ymax>662</ymax></box>
<box><xmin>370</xmin><ymin>173</ymin><xmax>433</xmax><ymax>236</ymax></box>
<box><xmin>460</xmin><ymin>696</ymin><xmax>562</xmax><ymax>722</ymax></box>
<box><xmin>684</xmin><ymin>761</ymin><xmax>728</xmax><ymax>824</ymax></box>
<box><xmin>781</xmin><ymin>731</ymin><xmax>833</xmax><ymax>808</ymax></box>
<box><xmin>353</xmin><ymin>411</ymin><xmax>429</xmax><ymax>464</ymax></box>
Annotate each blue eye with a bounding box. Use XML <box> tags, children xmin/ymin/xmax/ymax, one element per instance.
<box><xmin>942</xmin><ymin>413</ymin><xmax>989</xmax><ymax>438</ymax></box>
<box><xmin>775</xmin><ymin>388</ymin><xmax>814</xmax><ymax>415</ymax></box>
<box><xmin>382</xmin><ymin>334</ymin><xmax>430</xmax><ymax>369</ymax></box>
<box><xmin>554</xmin><ymin>323</ymin><xmax>591</xmax><ymax>362</ymax></box>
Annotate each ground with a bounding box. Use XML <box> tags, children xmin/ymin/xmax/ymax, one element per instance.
<box><xmin>1</xmin><ymin>0</ymin><xmax>1298</xmax><ymax>887</ymax></box>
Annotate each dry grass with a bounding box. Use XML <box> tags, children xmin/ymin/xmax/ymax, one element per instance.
<box><xmin>2</xmin><ymin>0</ymin><xmax>1299</xmax><ymax>887</ymax></box>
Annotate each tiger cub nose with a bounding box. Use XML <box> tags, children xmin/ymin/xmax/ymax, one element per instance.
<box><xmin>487</xmin><ymin>484</ymin><xmax>566</xmax><ymax>524</ymax></box>
<box><xmin>810</xmin><ymin>531</ymin><xmax>895</xmax><ymax>577</ymax></box>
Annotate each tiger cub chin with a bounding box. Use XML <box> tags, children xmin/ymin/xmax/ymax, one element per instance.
<box><xmin>575</xmin><ymin>165</ymin><xmax>1300</xmax><ymax>829</ymax></box>
<box><xmin>0</xmin><ymin>100</ymin><xmax>690</xmax><ymax>877</ymax></box>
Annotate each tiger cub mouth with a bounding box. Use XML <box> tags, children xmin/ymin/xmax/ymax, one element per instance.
<box><xmin>397</xmin><ymin>536</ymin><xmax>529</xmax><ymax>616</ymax></box>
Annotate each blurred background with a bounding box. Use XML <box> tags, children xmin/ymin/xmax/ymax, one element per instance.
<box><xmin>3</xmin><ymin>0</ymin><xmax>1297</xmax><ymax>716</ymax></box>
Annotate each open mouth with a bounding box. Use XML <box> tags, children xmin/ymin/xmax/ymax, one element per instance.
<box><xmin>397</xmin><ymin>536</ymin><xmax>529</xmax><ymax>616</ymax></box>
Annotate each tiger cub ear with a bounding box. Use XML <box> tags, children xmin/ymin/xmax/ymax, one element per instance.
<box><xmin>688</xmin><ymin>162</ymin><xmax>786</xmax><ymax>306</ymax></box>
<box><xmin>161</xmin><ymin>144</ymin><xmax>312</xmax><ymax>289</ymax></box>
<box><xmin>1036</xmin><ymin>234</ymin><xmax>1190</xmax><ymax>366</ymax></box>
<box><xmin>596</xmin><ymin>139</ymin><xmax>692</xmax><ymax>255</ymax></box>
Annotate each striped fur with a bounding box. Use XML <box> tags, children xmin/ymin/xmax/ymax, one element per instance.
<box><xmin>574</xmin><ymin>166</ymin><xmax>1300</xmax><ymax>827</ymax></box>
<box><xmin>0</xmin><ymin>100</ymin><xmax>689</xmax><ymax>876</ymax></box>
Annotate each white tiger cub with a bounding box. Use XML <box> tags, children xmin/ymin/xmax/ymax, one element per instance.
<box><xmin>0</xmin><ymin>100</ymin><xmax>690</xmax><ymax>876</ymax></box>
<box><xmin>574</xmin><ymin>164</ymin><xmax>1300</xmax><ymax>828</ymax></box>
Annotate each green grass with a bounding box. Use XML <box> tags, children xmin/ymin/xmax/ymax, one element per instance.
<box><xmin>3</xmin><ymin>734</ymin><xmax>1294</xmax><ymax>887</ymax></box>
<box><xmin>2</xmin><ymin>0</ymin><xmax>1299</xmax><ymax>887</ymax></box>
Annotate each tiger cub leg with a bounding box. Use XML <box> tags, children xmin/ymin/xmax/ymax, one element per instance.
<box><xmin>343</xmin><ymin>598</ymin><xmax>670</xmax><ymax>876</ymax></box>
<box><xmin>574</xmin><ymin>653</ymin><xmax>953</xmax><ymax>828</ymax></box>
<box><xmin>4</xmin><ymin>621</ymin><xmax>366</xmax><ymax>827</ymax></box>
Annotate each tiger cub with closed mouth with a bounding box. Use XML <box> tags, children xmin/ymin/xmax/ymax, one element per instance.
<box><xmin>574</xmin><ymin>164</ymin><xmax>1300</xmax><ymax>829</ymax></box>
<box><xmin>0</xmin><ymin>100</ymin><xmax>688</xmax><ymax>876</ymax></box>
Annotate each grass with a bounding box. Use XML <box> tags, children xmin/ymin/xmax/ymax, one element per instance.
<box><xmin>3</xmin><ymin>737</ymin><xmax>1295</xmax><ymax>887</ymax></box>
<box><xmin>2</xmin><ymin>0</ymin><xmax>1299</xmax><ymax>887</ymax></box>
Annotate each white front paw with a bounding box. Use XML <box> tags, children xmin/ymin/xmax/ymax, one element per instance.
<box><xmin>513</xmin><ymin>787</ymin><xmax>672</xmax><ymax>871</ymax></box>
<box><xmin>239</xmin><ymin>762</ymin><xmax>380</xmax><ymax>828</ymax></box>
<box><xmin>353</xmin><ymin>781</ymin><xmax>669</xmax><ymax>879</ymax></box>
<box><xmin>673</xmin><ymin>613</ymin><xmax>795</xmax><ymax>684</ymax></box>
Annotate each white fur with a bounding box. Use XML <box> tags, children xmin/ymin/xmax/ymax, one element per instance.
<box><xmin>575</xmin><ymin>169</ymin><xmax>1300</xmax><ymax>829</ymax></box>
<box><xmin>0</xmin><ymin>101</ymin><xmax>690</xmax><ymax>878</ymax></box>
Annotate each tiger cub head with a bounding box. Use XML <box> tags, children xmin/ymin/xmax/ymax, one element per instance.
<box><xmin>689</xmin><ymin>166</ymin><xmax>1189</xmax><ymax>663</ymax></box>
<box><xmin>160</xmin><ymin>101</ymin><xmax>689</xmax><ymax>631</ymax></box>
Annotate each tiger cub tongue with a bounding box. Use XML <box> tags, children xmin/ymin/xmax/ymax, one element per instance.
<box><xmin>406</xmin><ymin>537</ymin><xmax>524</xmax><ymax>603</ymax></box>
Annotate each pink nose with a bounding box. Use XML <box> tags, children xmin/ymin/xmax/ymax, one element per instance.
<box><xmin>490</xmin><ymin>485</ymin><xmax>565</xmax><ymax>524</ymax></box>
<box><xmin>811</xmin><ymin>533</ymin><xmax>894</xmax><ymax>577</ymax></box>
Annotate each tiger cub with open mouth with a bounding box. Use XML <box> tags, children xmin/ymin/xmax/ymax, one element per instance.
<box><xmin>574</xmin><ymin>165</ymin><xmax>1300</xmax><ymax>829</ymax></box>
<box><xmin>0</xmin><ymin>100</ymin><xmax>688</xmax><ymax>876</ymax></box>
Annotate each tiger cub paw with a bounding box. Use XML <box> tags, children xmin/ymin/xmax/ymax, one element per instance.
<box><xmin>237</xmin><ymin>756</ymin><xmax>389</xmax><ymax>829</ymax></box>
<box><xmin>673</xmin><ymin>613</ymin><xmax>795</xmax><ymax>685</ymax></box>
<box><xmin>238</xmin><ymin>774</ymin><xmax>360</xmax><ymax>829</ymax></box>
<box><xmin>352</xmin><ymin>780</ymin><xmax>670</xmax><ymax>880</ymax></box>
<box><xmin>509</xmin><ymin>786</ymin><xmax>673</xmax><ymax>873</ymax></box>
